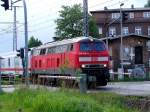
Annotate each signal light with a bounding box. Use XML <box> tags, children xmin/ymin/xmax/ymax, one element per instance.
<box><xmin>122</xmin><ymin>12</ymin><xmax>128</xmax><ymax>22</ymax></box>
<box><xmin>1</xmin><ymin>0</ymin><xmax>9</xmax><ymax>10</ymax></box>
<box><xmin>17</xmin><ymin>48</ymin><xmax>24</xmax><ymax>59</ymax></box>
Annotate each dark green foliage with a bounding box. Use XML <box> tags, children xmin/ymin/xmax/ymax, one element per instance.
<box><xmin>55</xmin><ymin>4</ymin><xmax>99</xmax><ymax>40</ymax></box>
<box><xmin>28</xmin><ymin>36</ymin><xmax>42</xmax><ymax>48</ymax></box>
<box><xmin>145</xmin><ymin>0</ymin><xmax>150</xmax><ymax>7</ymax></box>
<box><xmin>89</xmin><ymin>17</ymin><xmax>99</xmax><ymax>38</ymax></box>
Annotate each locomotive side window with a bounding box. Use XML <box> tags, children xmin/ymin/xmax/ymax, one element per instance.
<box><xmin>55</xmin><ymin>46</ymin><xmax>62</xmax><ymax>53</ymax></box>
<box><xmin>55</xmin><ymin>45</ymin><xmax>68</xmax><ymax>53</ymax></box>
<box><xmin>67</xmin><ymin>44</ymin><xmax>74</xmax><ymax>51</ymax></box>
<box><xmin>32</xmin><ymin>49</ymin><xmax>40</xmax><ymax>56</ymax></box>
<box><xmin>70</xmin><ymin>44</ymin><xmax>74</xmax><ymax>51</ymax></box>
<box><xmin>80</xmin><ymin>41</ymin><xmax>106</xmax><ymax>51</ymax></box>
<box><xmin>48</xmin><ymin>44</ymin><xmax>71</xmax><ymax>54</ymax></box>
<box><xmin>62</xmin><ymin>45</ymin><xmax>68</xmax><ymax>52</ymax></box>
<box><xmin>40</xmin><ymin>48</ymin><xmax>46</xmax><ymax>55</ymax></box>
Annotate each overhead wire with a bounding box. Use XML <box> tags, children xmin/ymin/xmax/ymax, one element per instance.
<box><xmin>106</xmin><ymin>0</ymin><xmax>130</xmax><ymax>8</ymax></box>
<box><xmin>89</xmin><ymin>0</ymin><xmax>115</xmax><ymax>9</ymax></box>
<box><xmin>0</xmin><ymin>0</ymin><xmax>132</xmax><ymax>37</ymax></box>
<box><xmin>0</xmin><ymin>0</ymin><xmax>69</xmax><ymax>35</ymax></box>
<box><xmin>28</xmin><ymin>0</ymin><xmax>129</xmax><ymax>32</ymax></box>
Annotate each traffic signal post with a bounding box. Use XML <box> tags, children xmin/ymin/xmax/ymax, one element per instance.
<box><xmin>1</xmin><ymin>0</ymin><xmax>29</xmax><ymax>86</ymax></box>
<box><xmin>1</xmin><ymin>0</ymin><xmax>9</xmax><ymax>10</ymax></box>
<box><xmin>17</xmin><ymin>48</ymin><xmax>24</xmax><ymax>59</ymax></box>
<box><xmin>22</xmin><ymin>0</ymin><xmax>29</xmax><ymax>86</ymax></box>
<box><xmin>120</xmin><ymin>3</ymin><xmax>124</xmax><ymax>79</ymax></box>
<box><xmin>17</xmin><ymin>48</ymin><xmax>25</xmax><ymax>77</ymax></box>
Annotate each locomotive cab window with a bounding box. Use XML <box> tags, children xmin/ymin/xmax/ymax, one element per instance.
<box><xmin>80</xmin><ymin>41</ymin><xmax>106</xmax><ymax>51</ymax></box>
<box><xmin>93</xmin><ymin>42</ymin><xmax>106</xmax><ymax>51</ymax></box>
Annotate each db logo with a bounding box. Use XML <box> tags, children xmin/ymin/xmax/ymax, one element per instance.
<box><xmin>91</xmin><ymin>57</ymin><xmax>98</xmax><ymax>61</ymax></box>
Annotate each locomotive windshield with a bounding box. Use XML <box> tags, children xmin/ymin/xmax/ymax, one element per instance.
<box><xmin>80</xmin><ymin>41</ymin><xmax>106</xmax><ymax>51</ymax></box>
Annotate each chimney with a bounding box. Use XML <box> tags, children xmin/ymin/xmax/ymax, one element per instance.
<box><xmin>104</xmin><ymin>6</ymin><xmax>108</xmax><ymax>10</ymax></box>
<box><xmin>131</xmin><ymin>4</ymin><xmax>134</xmax><ymax>9</ymax></box>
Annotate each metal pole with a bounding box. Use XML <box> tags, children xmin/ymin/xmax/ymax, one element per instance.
<box><xmin>120</xmin><ymin>3</ymin><xmax>124</xmax><ymax>76</ymax></box>
<box><xmin>0</xmin><ymin>58</ymin><xmax>2</xmax><ymax>92</ymax></box>
<box><xmin>23</xmin><ymin>0</ymin><xmax>29</xmax><ymax>86</ymax></box>
<box><xmin>13</xmin><ymin>6</ymin><xmax>17</xmax><ymax>51</ymax></box>
<box><xmin>83</xmin><ymin>0</ymin><xmax>89</xmax><ymax>37</ymax></box>
<box><xmin>106</xmin><ymin>31</ymin><xmax>108</xmax><ymax>49</ymax></box>
<box><xmin>79</xmin><ymin>74</ymin><xmax>87</xmax><ymax>93</ymax></box>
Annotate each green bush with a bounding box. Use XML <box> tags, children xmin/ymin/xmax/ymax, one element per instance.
<box><xmin>0</xmin><ymin>88</ymin><xmax>138</xmax><ymax>112</ymax></box>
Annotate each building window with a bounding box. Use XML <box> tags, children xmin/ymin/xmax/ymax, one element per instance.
<box><xmin>143</xmin><ymin>12</ymin><xmax>150</xmax><ymax>18</ymax></box>
<box><xmin>148</xmin><ymin>26</ymin><xmax>150</xmax><ymax>36</ymax></box>
<box><xmin>98</xmin><ymin>27</ymin><xmax>102</xmax><ymax>34</ymax></box>
<box><xmin>129</xmin><ymin>12</ymin><xmax>134</xmax><ymax>18</ymax></box>
<box><xmin>112</xmin><ymin>13</ymin><xmax>120</xmax><ymax>19</ymax></box>
<box><xmin>123</xmin><ymin>27</ymin><xmax>129</xmax><ymax>35</ymax></box>
<box><xmin>109</xmin><ymin>27</ymin><xmax>116</xmax><ymax>37</ymax></box>
<box><xmin>135</xmin><ymin>26</ymin><xmax>142</xmax><ymax>35</ymax></box>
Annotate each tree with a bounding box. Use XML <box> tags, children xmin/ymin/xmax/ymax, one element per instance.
<box><xmin>89</xmin><ymin>17</ymin><xmax>99</xmax><ymax>38</ymax></box>
<box><xmin>145</xmin><ymin>0</ymin><xmax>150</xmax><ymax>7</ymax></box>
<box><xmin>28</xmin><ymin>36</ymin><xmax>42</xmax><ymax>48</ymax></box>
<box><xmin>55</xmin><ymin>4</ymin><xmax>99</xmax><ymax>40</ymax></box>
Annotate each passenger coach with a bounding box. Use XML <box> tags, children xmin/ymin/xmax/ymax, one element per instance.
<box><xmin>30</xmin><ymin>37</ymin><xmax>110</xmax><ymax>86</ymax></box>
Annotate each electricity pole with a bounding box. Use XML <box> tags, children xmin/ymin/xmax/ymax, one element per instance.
<box><xmin>13</xmin><ymin>6</ymin><xmax>17</xmax><ymax>51</ymax></box>
<box><xmin>120</xmin><ymin>3</ymin><xmax>124</xmax><ymax>76</ymax></box>
<box><xmin>22</xmin><ymin>0</ymin><xmax>29</xmax><ymax>86</ymax></box>
<box><xmin>83</xmin><ymin>0</ymin><xmax>89</xmax><ymax>37</ymax></box>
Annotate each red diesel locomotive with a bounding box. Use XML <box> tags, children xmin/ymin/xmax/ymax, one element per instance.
<box><xmin>30</xmin><ymin>37</ymin><xmax>110</xmax><ymax>86</ymax></box>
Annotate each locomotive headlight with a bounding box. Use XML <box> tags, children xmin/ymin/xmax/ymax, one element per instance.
<box><xmin>104</xmin><ymin>64</ymin><xmax>107</xmax><ymax>67</ymax></box>
<box><xmin>81</xmin><ymin>64</ymin><xmax>86</xmax><ymax>68</ymax></box>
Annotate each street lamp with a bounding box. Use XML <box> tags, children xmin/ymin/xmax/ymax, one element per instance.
<box><xmin>120</xmin><ymin>3</ymin><xmax>124</xmax><ymax>77</ymax></box>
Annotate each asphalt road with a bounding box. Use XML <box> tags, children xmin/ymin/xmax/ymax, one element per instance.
<box><xmin>94</xmin><ymin>81</ymin><xmax>150</xmax><ymax>96</ymax></box>
<box><xmin>2</xmin><ymin>81</ymin><xmax>150</xmax><ymax>96</ymax></box>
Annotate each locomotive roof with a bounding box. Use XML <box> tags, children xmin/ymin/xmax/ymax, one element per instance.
<box><xmin>33</xmin><ymin>36</ymin><xmax>101</xmax><ymax>50</ymax></box>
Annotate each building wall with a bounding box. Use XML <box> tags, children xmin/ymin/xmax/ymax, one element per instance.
<box><xmin>91</xmin><ymin>9</ymin><xmax>150</xmax><ymax>37</ymax></box>
<box><xmin>108</xmin><ymin>36</ymin><xmax>149</xmax><ymax>71</ymax></box>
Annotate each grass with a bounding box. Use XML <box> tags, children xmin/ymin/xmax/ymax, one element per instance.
<box><xmin>0</xmin><ymin>88</ymin><xmax>139</xmax><ymax>112</ymax></box>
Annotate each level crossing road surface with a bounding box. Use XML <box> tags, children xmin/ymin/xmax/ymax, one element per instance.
<box><xmin>1</xmin><ymin>81</ymin><xmax>150</xmax><ymax>96</ymax></box>
<box><xmin>93</xmin><ymin>81</ymin><xmax>150</xmax><ymax>96</ymax></box>
<box><xmin>1</xmin><ymin>85</ymin><xmax>15</xmax><ymax>93</ymax></box>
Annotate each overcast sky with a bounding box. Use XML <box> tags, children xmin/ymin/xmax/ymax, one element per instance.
<box><xmin>0</xmin><ymin>0</ymin><xmax>148</xmax><ymax>53</ymax></box>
